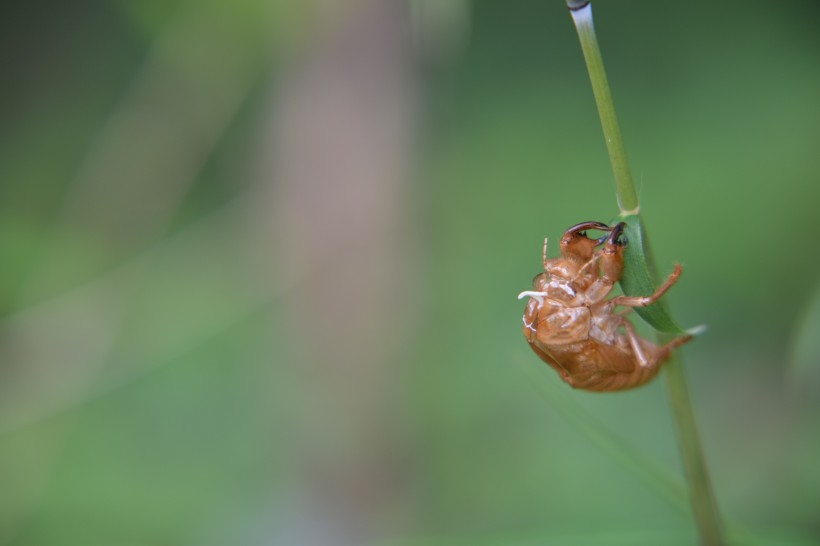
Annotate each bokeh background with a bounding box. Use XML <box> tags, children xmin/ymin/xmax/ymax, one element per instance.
<box><xmin>2</xmin><ymin>0</ymin><xmax>820</xmax><ymax>544</ymax></box>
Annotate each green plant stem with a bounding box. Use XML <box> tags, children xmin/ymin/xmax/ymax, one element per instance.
<box><xmin>567</xmin><ymin>2</ymin><xmax>724</xmax><ymax>544</ymax></box>
<box><xmin>568</xmin><ymin>1</ymin><xmax>638</xmax><ymax>214</ymax></box>
<box><xmin>664</xmin><ymin>352</ymin><xmax>724</xmax><ymax>545</ymax></box>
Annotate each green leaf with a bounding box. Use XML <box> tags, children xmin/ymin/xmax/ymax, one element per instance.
<box><xmin>615</xmin><ymin>215</ymin><xmax>689</xmax><ymax>335</ymax></box>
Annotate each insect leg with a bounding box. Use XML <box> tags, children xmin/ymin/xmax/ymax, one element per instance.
<box><xmin>622</xmin><ymin>318</ymin><xmax>693</xmax><ymax>369</ymax></box>
<box><xmin>542</xmin><ymin>238</ymin><xmax>549</xmax><ymax>270</ymax></box>
<box><xmin>620</xmin><ymin>319</ymin><xmax>651</xmax><ymax>368</ymax></box>
<box><xmin>564</xmin><ymin>221</ymin><xmax>613</xmax><ymax>236</ymax></box>
<box><xmin>572</xmin><ymin>251</ymin><xmax>602</xmax><ymax>283</ymax></box>
<box><xmin>611</xmin><ymin>264</ymin><xmax>683</xmax><ymax>308</ymax></box>
<box><xmin>654</xmin><ymin>334</ymin><xmax>694</xmax><ymax>363</ymax></box>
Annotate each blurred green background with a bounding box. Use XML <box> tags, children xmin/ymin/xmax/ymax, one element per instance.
<box><xmin>2</xmin><ymin>0</ymin><xmax>820</xmax><ymax>544</ymax></box>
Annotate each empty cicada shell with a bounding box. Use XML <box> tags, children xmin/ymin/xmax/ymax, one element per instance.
<box><xmin>518</xmin><ymin>221</ymin><xmax>692</xmax><ymax>392</ymax></box>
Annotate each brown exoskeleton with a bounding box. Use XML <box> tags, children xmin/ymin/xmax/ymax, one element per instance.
<box><xmin>518</xmin><ymin>221</ymin><xmax>692</xmax><ymax>392</ymax></box>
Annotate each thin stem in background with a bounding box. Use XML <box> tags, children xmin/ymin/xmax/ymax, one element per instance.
<box><xmin>567</xmin><ymin>2</ymin><xmax>724</xmax><ymax>544</ymax></box>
